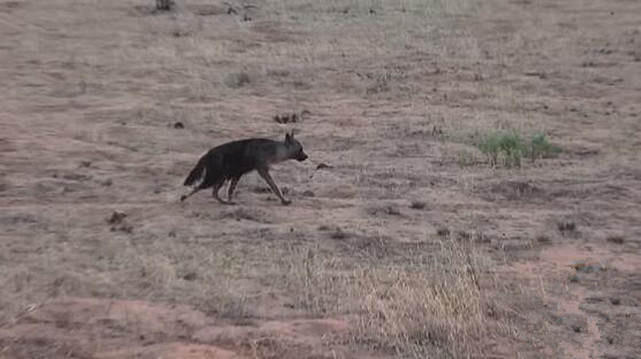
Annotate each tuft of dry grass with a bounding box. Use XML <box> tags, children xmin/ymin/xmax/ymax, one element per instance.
<box><xmin>284</xmin><ymin>237</ymin><xmax>506</xmax><ymax>357</ymax></box>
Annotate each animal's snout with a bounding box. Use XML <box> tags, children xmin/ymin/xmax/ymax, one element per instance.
<box><xmin>297</xmin><ymin>152</ymin><xmax>308</xmax><ymax>162</ymax></box>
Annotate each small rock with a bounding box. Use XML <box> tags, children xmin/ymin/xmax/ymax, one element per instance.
<box><xmin>572</xmin><ymin>262</ymin><xmax>605</xmax><ymax>273</ymax></box>
<box><xmin>536</xmin><ymin>235</ymin><xmax>551</xmax><ymax>244</ymax></box>
<box><xmin>437</xmin><ymin>227</ymin><xmax>450</xmax><ymax>237</ymax></box>
<box><xmin>316</xmin><ymin>163</ymin><xmax>332</xmax><ymax>170</ymax></box>
<box><xmin>182</xmin><ymin>272</ymin><xmax>197</xmax><ymax>281</ymax></box>
<box><xmin>410</xmin><ymin>201</ymin><xmax>426</xmax><ymax>210</ymax></box>
<box><xmin>302</xmin><ymin>190</ymin><xmax>315</xmax><ymax>197</ymax></box>
<box><xmin>610</xmin><ymin>298</ymin><xmax>621</xmax><ymax>305</ymax></box>
<box><xmin>385</xmin><ymin>206</ymin><xmax>400</xmax><ymax>216</ymax></box>
<box><xmin>108</xmin><ymin>210</ymin><xmax>132</xmax><ymax>233</ymax></box>
<box><xmin>558</xmin><ymin>221</ymin><xmax>577</xmax><ymax>232</ymax></box>
<box><xmin>572</xmin><ymin>325</ymin><xmax>582</xmax><ymax>333</ymax></box>
<box><xmin>330</xmin><ymin>228</ymin><xmax>347</xmax><ymax>239</ymax></box>
<box><xmin>606</xmin><ymin>235</ymin><xmax>625</xmax><ymax>244</ymax></box>
<box><xmin>273</xmin><ymin>112</ymin><xmax>298</xmax><ymax>124</ymax></box>
<box><xmin>107</xmin><ymin>210</ymin><xmax>127</xmax><ymax>224</ymax></box>
<box><xmin>173</xmin><ymin>122</ymin><xmax>184</xmax><ymax>129</ymax></box>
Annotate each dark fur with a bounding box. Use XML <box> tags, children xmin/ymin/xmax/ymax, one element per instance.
<box><xmin>181</xmin><ymin>133</ymin><xmax>307</xmax><ymax>205</ymax></box>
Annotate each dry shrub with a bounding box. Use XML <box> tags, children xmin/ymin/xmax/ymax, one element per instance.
<box><xmin>286</xmin><ymin>238</ymin><xmax>501</xmax><ymax>358</ymax></box>
<box><xmin>156</xmin><ymin>0</ymin><xmax>173</xmax><ymax>11</ymax></box>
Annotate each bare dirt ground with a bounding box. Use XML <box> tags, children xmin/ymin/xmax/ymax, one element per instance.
<box><xmin>1</xmin><ymin>0</ymin><xmax>640</xmax><ymax>358</ymax></box>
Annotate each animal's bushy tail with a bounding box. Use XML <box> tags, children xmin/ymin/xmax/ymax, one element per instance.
<box><xmin>184</xmin><ymin>160</ymin><xmax>206</xmax><ymax>186</ymax></box>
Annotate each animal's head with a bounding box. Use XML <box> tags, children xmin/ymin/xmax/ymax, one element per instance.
<box><xmin>285</xmin><ymin>132</ymin><xmax>308</xmax><ymax>162</ymax></box>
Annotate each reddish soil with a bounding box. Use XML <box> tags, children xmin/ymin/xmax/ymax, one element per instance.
<box><xmin>1</xmin><ymin>0</ymin><xmax>640</xmax><ymax>358</ymax></box>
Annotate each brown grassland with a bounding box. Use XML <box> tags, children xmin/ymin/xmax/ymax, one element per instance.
<box><xmin>1</xmin><ymin>0</ymin><xmax>641</xmax><ymax>358</ymax></box>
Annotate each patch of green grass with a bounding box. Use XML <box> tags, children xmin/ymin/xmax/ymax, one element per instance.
<box><xmin>529</xmin><ymin>133</ymin><xmax>562</xmax><ymax>161</ymax></box>
<box><xmin>478</xmin><ymin>132</ymin><xmax>525</xmax><ymax>168</ymax></box>
<box><xmin>457</xmin><ymin>149</ymin><xmax>477</xmax><ymax>168</ymax></box>
<box><xmin>477</xmin><ymin>132</ymin><xmax>561</xmax><ymax>168</ymax></box>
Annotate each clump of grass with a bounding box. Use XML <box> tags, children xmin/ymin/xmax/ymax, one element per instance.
<box><xmin>224</xmin><ymin>71</ymin><xmax>251</xmax><ymax>88</ymax></box>
<box><xmin>478</xmin><ymin>132</ymin><xmax>525</xmax><ymax>168</ymax></box>
<box><xmin>457</xmin><ymin>149</ymin><xmax>477</xmax><ymax>168</ymax></box>
<box><xmin>529</xmin><ymin>133</ymin><xmax>562</xmax><ymax>161</ymax></box>
<box><xmin>477</xmin><ymin>132</ymin><xmax>561</xmax><ymax>168</ymax></box>
<box><xmin>155</xmin><ymin>0</ymin><xmax>173</xmax><ymax>11</ymax></box>
<box><xmin>285</xmin><ymin>238</ymin><xmax>504</xmax><ymax>358</ymax></box>
<box><xmin>409</xmin><ymin>200</ymin><xmax>427</xmax><ymax>210</ymax></box>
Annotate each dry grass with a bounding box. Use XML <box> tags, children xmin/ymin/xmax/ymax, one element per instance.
<box><xmin>3</xmin><ymin>0</ymin><xmax>641</xmax><ymax>357</ymax></box>
<box><xmin>284</xmin><ymin>237</ymin><xmax>505</xmax><ymax>357</ymax></box>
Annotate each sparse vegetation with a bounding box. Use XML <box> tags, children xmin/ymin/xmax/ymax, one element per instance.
<box><xmin>285</xmin><ymin>238</ymin><xmax>504</xmax><ymax>358</ymax></box>
<box><xmin>3</xmin><ymin>0</ymin><xmax>640</xmax><ymax>358</ymax></box>
<box><xmin>329</xmin><ymin>227</ymin><xmax>348</xmax><ymax>239</ymax></box>
<box><xmin>477</xmin><ymin>131</ymin><xmax>561</xmax><ymax>168</ymax></box>
<box><xmin>410</xmin><ymin>200</ymin><xmax>427</xmax><ymax>210</ymax></box>
<box><xmin>155</xmin><ymin>0</ymin><xmax>173</xmax><ymax>11</ymax></box>
<box><xmin>606</xmin><ymin>235</ymin><xmax>625</xmax><ymax>244</ymax></box>
<box><xmin>224</xmin><ymin>71</ymin><xmax>251</xmax><ymax>88</ymax></box>
<box><xmin>557</xmin><ymin>221</ymin><xmax>578</xmax><ymax>237</ymax></box>
<box><xmin>457</xmin><ymin>149</ymin><xmax>477</xmax><ymax>168</ymax></box>
<box><xmin>529</xmin><ymin>133</ymin><xmax>563</xmax><ymax>161</ymax></box>
<box><xmin>478</xmin><ymin>132</ymin><xmax>525</xmax><ymax>168</ymax></box>
<box><xmin>437</xmin><ymin>227</ymin><xmax>451</xmax><ymax>237</ymax></box>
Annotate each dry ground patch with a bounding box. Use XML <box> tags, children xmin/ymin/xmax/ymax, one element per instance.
<box><xmin>1</xmin><ymin>0</ymin><xmax>641</xmax><ymax>358</ymax></box>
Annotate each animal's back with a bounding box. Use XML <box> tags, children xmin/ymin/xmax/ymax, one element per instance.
<box><xmin>209</xmin><ymin>138</ymin><xmax>279</xmax><ymax>177</ymax></box>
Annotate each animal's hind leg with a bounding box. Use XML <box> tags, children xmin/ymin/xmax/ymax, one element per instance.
<box><xmin>212</xmin><ymin>178</ymin><xmax>233</xmax><ymax>205</ymax></box>
<box><xmin>227</xmin><ymin>176</ymin><xmax>241</xmax><ymax>204</ymax></box>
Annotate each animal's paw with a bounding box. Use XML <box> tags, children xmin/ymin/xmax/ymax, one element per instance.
<box><xmin>281</xmin><ymin>199</ymin><xmax>292</xmax><ymax>206</ymax></box>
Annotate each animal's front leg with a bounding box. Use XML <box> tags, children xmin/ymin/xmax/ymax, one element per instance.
<box><xmin>212</xmin><ymin>178</ymin><xmax>233</xmax><ymax>205</ymax></box>
<box><xmin>257</xmin><ymin>168</ymin><xmax>291</xmax><ymax>205</ymax></box>
<box><xmin>227</xmin><ymin>176</ymin><xmax>240</xmax><ymax>204</ymax></box>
